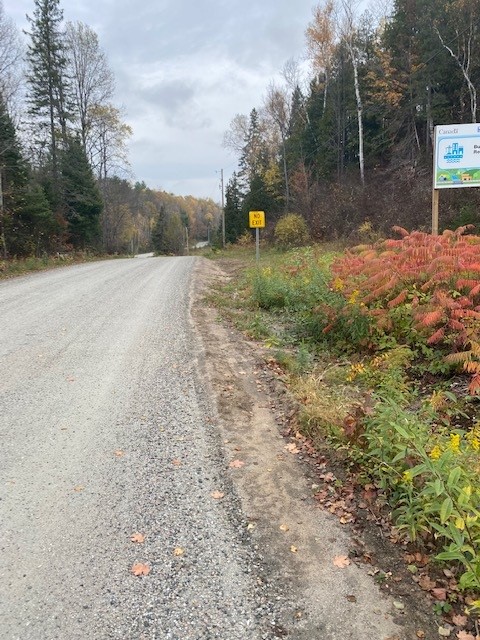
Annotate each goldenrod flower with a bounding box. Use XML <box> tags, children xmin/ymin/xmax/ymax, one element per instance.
<box><xmin>449</xmin><ymin>433</ymin><xmax>461</xmax><ymax>453</ymax></box>
<box><xmin>348</xmin><ymin>290</ymin><xmax>360</xmax><ymax>304</ymax></box>
<box><xmin>332</xmin><ymin>277</ymin><xmax>344</xmax><ymax>291</ymax></box>
<box><xmin>429</xmin><ymin>445</ymin><xmax>442</xmax><ymax>461</ymax></box>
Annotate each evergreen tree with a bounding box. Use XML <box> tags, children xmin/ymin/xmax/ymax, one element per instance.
<box><xmin>0</xmin><ymin>95</ymin><xmax>27</xmax><ymax>257</ymax></box>
<box><xmin>242</xmin><ymin>173</ymin><xmax>277</xmax><ymax>222</ymax></box>
<box><xmin>0</xmin><ymin>95</ymin><xmax>59</xmax><ymax>256</ymax></box>
<box><xmin>224</xmin><ymin>173</ymin><xmax>245</xmax><ymax>243</ymax></box>
<box><xmin>25</xmin><ymin>0</ymin><xmax>70</xmax><ymax>178</ymax></box>
<box><xmin>60</xmin><ymin>137</ymin><xmax>102</xmax><ymax>248</ymax></box>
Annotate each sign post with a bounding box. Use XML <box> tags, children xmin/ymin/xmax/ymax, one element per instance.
<box><xmin>433</xmin><ymin>123</ymin><xmax>480</xmax><ymax>234</ymax></box>
<box><xmin>249</xmin><ymin>210</ymin><xmax>265</xmax><ymax>262</ymax></box>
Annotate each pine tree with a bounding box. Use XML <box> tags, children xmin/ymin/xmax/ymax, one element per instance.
<box><xmin>0</xmin><ymin>96</ymin><xmax>27</xmax><ymax>257</ymax></box>
<box><xmin>224</xmin><ymin>173</ymin><xmax>245</xmax><ymax>243</ymax></box>
<box><xmin>25</xmin><ymin>0</ymin><xmax>70</xmax><ymax>178</ymax></box>
<box><xmin>60</xmin><ymin>137</ymin><xmax>102</xmax><ymax>248</ymax></box>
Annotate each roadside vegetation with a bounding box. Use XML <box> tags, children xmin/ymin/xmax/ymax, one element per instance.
<box><xmin>208</xmin><ymin>225</ymin><xmax>480</xmax><ymax>634</ymax></box>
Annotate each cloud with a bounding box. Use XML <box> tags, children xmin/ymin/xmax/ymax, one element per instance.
<box><xmin>4</xmin><ymin>0</ymin><xmax>317</xmax><ymax>198</ymax></box>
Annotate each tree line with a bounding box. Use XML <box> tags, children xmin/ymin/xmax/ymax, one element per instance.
<box><xmin>0</xmin><ymin>0</ymin><xmax>220</xmax><ymax>258</ymax></box>
<box><xmin>224</xmin><ymin>0</ymin><xmax>480</xmax><ymax>243</ymax></box>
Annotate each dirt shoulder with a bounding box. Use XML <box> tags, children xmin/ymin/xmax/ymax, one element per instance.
<box><xmin>192</xmin><ymin>257</ymin><xmax>441</xmax><ymax>640</ymax></box>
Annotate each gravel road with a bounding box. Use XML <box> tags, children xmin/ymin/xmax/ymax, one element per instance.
<box><xmin>0</xmin><ymin>257</ymin><xmax>278</xmax><ymax>640</ymax></box>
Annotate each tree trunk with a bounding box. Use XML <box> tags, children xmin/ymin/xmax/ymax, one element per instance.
<box><xmin>350</xmin><ymin>46</ymin><xmax>365</xmax><ymax>185</ymax></box>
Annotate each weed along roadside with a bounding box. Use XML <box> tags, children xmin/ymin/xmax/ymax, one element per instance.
<box><xmin>201</xmin><ymin>231</ymin><xmax>480</xmax><ymax>639</ymax></box>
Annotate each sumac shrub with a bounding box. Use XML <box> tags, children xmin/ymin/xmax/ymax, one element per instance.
<box><xmin>328</xmin><ymin>226</ymin><xmax>480</xmax><ymax>393</ymax></box>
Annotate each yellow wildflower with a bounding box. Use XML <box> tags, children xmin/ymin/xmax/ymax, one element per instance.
<box><xmin>429</xmin><ymin>445</ymin><xmax>442</xmax><ymax>461</ymax></box>
<box><xmin>449</xmin><ymin>433</ymin><xmax>461</xmax><ymax>453</ymax></box>
<box><xmin>402</xmin><ymin>470</ymin><xmax>413</xmax><ymax>483</ymax></box>
<box><xmin>348</xmin><ymin>290</ymin><xmax>360</xmax><ymax>305</ymax></box>
<box><xmin>466</xmin><ymin>428</ymin><xmax>480</xmax><ymax>451</ymax></box>
<box><xmin>332</xmin><ymin>277</ymin><xmax>344</xmax><ymax>291</ymax></box>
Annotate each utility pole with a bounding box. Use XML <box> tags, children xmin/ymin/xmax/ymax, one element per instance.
<box><xmin>219</xmin><ymin>169</ymin><xmax>225</xmax><ymax>248</ymax></box>
<box><xmin>0</xmin><ymin>168</ymin><xmax>7</xmax><ymax>259</ymax></box>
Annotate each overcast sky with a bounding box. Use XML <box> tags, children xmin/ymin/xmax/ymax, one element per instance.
<box><xmin>3</xmin><ymin>0</ymin><xmax>317</xmax><ymax>202</ymax></box>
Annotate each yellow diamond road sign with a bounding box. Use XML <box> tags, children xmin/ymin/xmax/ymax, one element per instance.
<box><xmin>249</xmin><ymin>210</ymin><xmax>265</xmax><ymax>228</ymax></box>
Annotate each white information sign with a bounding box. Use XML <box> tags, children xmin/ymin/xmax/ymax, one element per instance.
<box><xmin>434</xmin><ymin>123</ymin><xmax>480</xmax><ymax>189</ymax></box>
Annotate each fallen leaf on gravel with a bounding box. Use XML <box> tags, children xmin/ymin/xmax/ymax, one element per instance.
<box><xmin>114</xmin><ymin>450</ymin><xmax>124</xmax><ymax>457</ymax></box>
<box><xmin>346</xmin><ymin>594</ymin><xmax>357</xmax><ymax>602</ymax></box>
<box><xmin>172</xmin><ymin>459</ymin><xmax>181</xmax><ymax>466</ymax></box>
<box><xmin>211</xmin><ymin>491</ymin><xmax>225</xmax><ymax>500</ymax></box>
<box><xmin>131</xmin><ymin>563</ymin><xmax>150</xmax><ymax>576</ymax></box>
<box><xmin>229</xmin><ymin>460</ymin><xmax>245</xmax><ymax>469</ymax></box>
<box><xmin>279</xmin><ymin>524</ymin><xmax>290</xmax><ymax>532</ymax></box>
<box><xmin>320</xmin><ymin>472</ymin><xmax>336</xmax><ymax>482</ymax></box>
<box><xmin>456</xmin><ymin>632</ymin><xmax>476</xmax><ymax>640</ymax></box>
<box><xmin>290</xmin><ymin>545</ymin><xmax>298</xmax><ymax>553</ymax></box>
<box><xmin>416</xmin><ymin>632</ymin><xmax>426</xmax><ymax>638</ymax></box>
<box><xmin>438</xmin><ymin>626</ymin><xmax>453</xmax><ymax>637</ymax></box>
<box><xmin>173</xmin><ymin>547</ymin><xmax>184</xmax><ymax>556</ymax></box>
<box><xmin>333</xmin><ymin>555</ymin><xmax>350</xmax><ymax>568</ymax></box>
<box><xmin>73</xmin><ymin>485</ymin><xmax>84</xmax><ymax>492</ymax></box>
<box><xmin>285</xmin><ymin>443</ymin><xmax>300</xmax><ymax>454</ymax></box>
<box><xmin>130</xmin><ymin>533</ymin><xmax>145</xmax><ymax>543</ymax></box>
<box><xmin>418</xmin><ymin>574</ymin><xmax>437</xmax><ymax>591</ymax></box>
<box><xmin>247</xmin><ymin>523</ymin><xmax>256</xmax><ymax>531</ymax></box>
<box><xmin>393</xmin><ymin>601</ymin><xmax>405</xmax><ymax>610</ymax></box>
<box><xmin>432</xmin><ymin>587</ymin><xmax>448</xmax><ymax>601</ymax></box>
<box><xmin>452</xmin><ymin>615</ymin><xmax>467</xmax><ymax>627</ymax></box>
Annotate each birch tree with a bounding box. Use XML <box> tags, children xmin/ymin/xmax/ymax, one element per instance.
<box><xmin>64</xmin><ymin>21</ymin><xmax>115</xmax><ymax>148</ymax></box>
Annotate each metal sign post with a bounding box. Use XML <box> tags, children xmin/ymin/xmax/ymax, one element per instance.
<box><xmin>249</xmin><ymin>211</ymin><xmax>265</xmax><ymax>262</ymax></box>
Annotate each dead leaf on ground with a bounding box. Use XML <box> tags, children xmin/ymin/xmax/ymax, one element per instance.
<box><xmin>285</xmin><ymin>443</ymin><xmax>300</xmax><ymax>454</ymax></box>
<box><xmin>229</xmin><ymin>459</ymin><xmax>245</xmax><ymax>469</ymax></box>
<box><xmin>416</xmin><ymin>632</ymin><xmax>425</xmax><ymax>639</ymax></box>
<box><xmin>131</xmin><ymin>563</ymin><xmax>150</xmax><ymax>576</ymax></box>
<box><xmin>279</xmin><ymin>524</ymin><xmax>290</xmax><ymax>532</ymax></box>
<box><xmin>247</xmin><ymin>523</ymin><xmax>256</xmax><ymax>531</ymax></box>
<box><xmin>438</xmin><ymin>626</ymin><xmax>453</xmax><ymax>637</ymax></box>
<box><xmin>290</xmin><ymin>545</ymin><xmax>298</xmax><ymax>553</ymax></box>
<box><xmin>456</xmin><ymin>632</ymin><xmax>476</xmax><ymax>640</ymax></box>
<box><xmin>114</xmin><ymin>450</ymin><xmax>124</xmax><ymax>457</ymax></box>
<box><xmin>432</xmin><ymin>587</ymin><xmax>448</xmax><ymax>601</ymax></box>
<box><xmin>173</xmin><ymin>547</ymin><xmax>184</xmax><ymax>556</ymax></box>
<box><xmin>333</xmin><ymin>555</ymin><xmax>351</xmax><ymax>568</ymax></box>
<box><xmin>211</xmin><ymin>490</ymin><xmax>225</xmax><ymax>500</ymax></box>
<box><xmin>130</xmin><ymin>532</ymin><xmax>145</xmax><ymax>544</ymax></box>
<box><xmin>346</xmin><ymin>594</ymin><xmax>357</xmax><ymax>602</ymax></box>
<box><xmin>452</xmin><ymin>615</ymin><xmax>467</xmax><ymax>627</ymax></box>
<box><xmin>418</xmin><ymin>574</ymin><xmax>437</xmax><ymax>591</ymax></box>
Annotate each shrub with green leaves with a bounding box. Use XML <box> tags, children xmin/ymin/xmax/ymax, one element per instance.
<box><xmin>352</xmin><ymin>396</ymin><xmax>480</xmax><ymax>591</ymax></box>
<box><xmin>274</xmin><ymin>213</ymin><xmax>310</xmax><ymax>249</ymax></box>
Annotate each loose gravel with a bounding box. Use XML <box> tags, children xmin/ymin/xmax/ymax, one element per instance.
<box><xmin>0</xmin><ymin>257</ymin><xmax>281</xmax><ymax>640</ymax></box>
